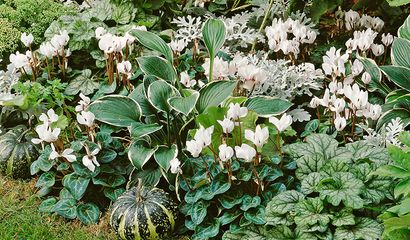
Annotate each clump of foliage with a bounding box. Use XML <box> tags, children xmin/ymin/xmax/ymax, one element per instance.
<box><xmin>0</xmin><ymin>0</ymin><xmax>73</xmax><ymax>59</ymax></box>
<box><xmin>376</xmin><ymin>131</ymin><xmax>410</xmax><ymax>239</ymax></box>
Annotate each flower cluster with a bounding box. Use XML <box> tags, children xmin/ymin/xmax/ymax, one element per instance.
<box><xmin>344</xmin><ymin>10</ymin><xmax>384</xmax><ymax>32</ymax></box>
<box><xmin>265</xmin><ymin>17</ymin><xmax>317</xmax><ymax>58</ymax></box>
<box><xmin>32</xmin><ymin>109</ymin><xmax>61</xmax><ymax>146</ymax></box>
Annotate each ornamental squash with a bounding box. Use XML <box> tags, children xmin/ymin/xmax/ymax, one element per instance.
<box><xmin>110</xmin><ymin>182</ymin><xmax>178</xmax><ymax>240</ymax></box>
<box><xmin>0</xmin><ymin>127</ymin><xmax>38</xmax><ymax>178</ymax></box>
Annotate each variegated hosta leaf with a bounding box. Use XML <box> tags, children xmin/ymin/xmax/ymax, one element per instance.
<box><xmin>391</xmin><ymin>38</ymin><xmax>410</xmax><ymax>68</ymax></box>
<box><xmin>334</xmin><ymin>218</ymin><xmax>383</xmax><ymax>240</ymax></box>
<box><xmin>127</xmin><ymin>141</ymin><xmax>158</xmax><ymax>169</ymax></box>
<box><xmin>265</xmin><ymin>190</ymin><xmax>305</xmax><ymax>215</ymax></box>
<box><xmin>147</xmin><ymin>79</ymin><xmax>179</xmax><ymax>113</ymax></box>
<box><xmin>319</xmin><ymin>172</ymin><xmax>364</xmax><ymax>209</ymax></box>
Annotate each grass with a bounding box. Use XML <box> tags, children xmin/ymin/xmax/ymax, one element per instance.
<box><xmin>0</xmin><ymin>175</ymin><xmax>117</xmax><ymax>240</ymax></box>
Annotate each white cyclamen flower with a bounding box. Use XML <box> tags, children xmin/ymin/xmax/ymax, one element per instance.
<box><xmin>371</xmin><ymin>44</ymin><xmax>384</xmax><ymax>56</ymax></box>
<box><xmin>186</xmin><ymin>139</ymin><xmax>202</xmax><ymax>157</ymax></box>
<box><xmin>39</xmin><ymin>109</ymin><xmax>59</xmax><ymax>126</ymax></box>
<box><xmin>32</xmin><ymin>124</ymin><xmax>60</xmax><ymax>144</ymax></box>
<box><xmin>75</xmin><ymin>93</ymin><xmax>91</xmax><ymax>112</ymax></box>
<box><xmin>245</xmin><ymin>125</ymin><xmax>269</xmax><ymax>148</ymax></box>
<box><xmin>95</xmin><ymin>27</ymin><xmax>107</xmax><ymax>39</ymax></box>
<box><xmin>334</xmin><ymin>116</ymin><xmax>347</xmax><ymax>131</ymax></box>
<box><xmin>180</xmin><ymin>71</ymin><xmax>196</xmax><ymax>88</ymax></box>
<box><xmin>381</xmin><ymin>33</ymin><xmax>394</xmax><ymax>46</ymax></box>
<box><xmin>351</xmin><ymin>59</ymin><xmax>363</xmax><ymax>76</ymax></box>
<box><xmin>21</xmin><ymin>32</ymin><xmax>34</xmax><ymax>47</ymax></box>
<box><xmin>218</xmin><ymin>144</ymin><xmax>234</xmax><ymax>162</ymax></box>
<box><xmin>235</xmin><ymin>144</ymin><xmax>256</xmax><ymax>162</ymax></box>
<box><xmin>170</xmin><ymin>157</ymin><xmax>181</xmax><ymax>174</ymax></box>
<box><xmin>117</xmin><ymin>61</ymin><xmax>132</xmax><ymax>76</ymax></box>
<box><xmin>77</xmin><ymin>111</ymin><xmax>95</xmax><ymax>127</ymax></box>
<box><xmin>269</xmin><ymin>113</ymin><xmax>293</xmax><ymax>132</ymax></box>
<box><xmin>50</xmin><ymin>143</ymin><xmax>76</xmax><ymax>162</ymax></box>
<box><xmin>227</xmin><ymin>103</ymin><xmax>248</xmax><ymax>120</ymax></box>
<box><xmin>322</xmin><ymin>47</ymin><xmax>349</xmax><ymax>77</ymax></box>
<box><xmin>217</xmin><ymin>117</ymin><xmax>235</xmax><ymax>133</ymax></box>
<box><xmin>170</xmin><ymin>39</ymin><xmax>187</xmax><ymax>52</ymax></box>
<box><xmin>194</xmin><ymin>125</ymin><xmax>214</xmax><ymax>147</ymax></box>
<box><xmin>82</xmin><ymin>147</ymin><xmax>100</xmax><ymax>172</ymax></box>
<box><xmin>361</xmin><ymin>72</ymin><xmax>371</xmax><ymax>84</ymax></box>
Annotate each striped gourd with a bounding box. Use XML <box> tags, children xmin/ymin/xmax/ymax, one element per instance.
<box><xmin>110</xmin><ymin>184</ymin><xmax>178</xmax><ymax>240</ymax></box>
<box><xmin>0</xmin><ymin>128</ymin><xmax>38</xmax><ymax>179</ymax></box>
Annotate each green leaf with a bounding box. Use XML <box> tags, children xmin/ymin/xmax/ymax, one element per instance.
<box><xmin>137</xmin><ymin>56</ymin><xmax>176</xmax><ymax>83</ymax></box>
<box><xmin>190</xmin><ymin>201</ymin><xmax>208</xmax><ymax>225</ymax></box>
<box><xmin>219</xmin><ymin>211</ymin><xmax>242</xmax><ymax>225</ymax></box>
<box><xmin>265</xmin><ymin>190</ymin><xmax>305</xmax><ymax>215</ymax></box>
<box><xmin>308</xmin><ymin>0</ymin><xmax>343</xmax><ymax>23</ymax></box>
<box><xmin>98</xmin><ymin>149</ymin><xmax>117</xmax><ymax>164</ymax></box>
<box><xmin>392</xmin><ymin>38</ymin><xmax>410</xmax><ymax>68</ymax></box>
<box><xmin>244</xmin><ymin>206</ymin><xmax>266</xmax><ymax>225</ymax></box>
<box><xmin>398</xmin><ymin>14</ymin><xmax>410</xmax><ymax>40</ymax></box>
<box><xmin>154</xmin><ymin>145</ymin><xmax>178</xmax><ymax>172</ymax></box>
<box><xmin>196</xmin><ymin>80</ymin><xmax>236</xmax><ymax>113</ymax></box>
<box><xmin>334</xmin><ymin>218</ymin><xmax>382</xmax><ymax>240</ymax></box>
<box><xmin>65</xmin><ymin>69</ymin><xmax>99</xmax><ymax>95</ymax></box>
<box><xmin>387</xmin><ymin>0</ymin><xmax>410</xmax><ymax>6</ymax></box>
<box><xmin>128</xmin><ymin>167</ymin><xmax>161</xmax><ymax>187</ymax></box>
<box><xmin>111</xmin><ymin>3</ymin><xmax>133</xmax><ymax>24</ymax></box>
<box><xmin>131</xmin><ymin>30</ymin><xmax>173</xmax><ymax>63</ymax></box>
<box><xmin>89</xmin><ymin>95</ymin><xmax>142</xmax><ymax>127</ymax></box>
<box><xmin>301</xmin><ymin>172</ymin><xmax>322</xmax><ymax>194</ymax></box>
<box><xmin>395</xmin><ymin>178</ymin><xmax>410</xmax><ymax>198</ymax></box>
<box><xmin>332</xmin><ymin>209</ymin><xmax>355</xmax><ymax>227</ymax></box>
<box><xmin>103</xmin><ymin>188</ymin><xmax>125</xmax><ymax>201</ymax></box>
<box><xmin>168</xmin><ymin>90</ymin><xmax>200</xmax><ymax>115</ymax></box>
<box><xmin>193</xmin><ymin>219</ymin><xmax>220</xmax><ymax>239</ymax></box>
<box><xmin>53</xmin><ymin>198</ymin><xmax>77</xmax><ymax>219</ymax></box>
<box><xmin>129</xmin><ymin>122</ymin><xmax>162</xmax><ymax>139</ymax></box>
<box><xmin>374</xmin><ymin>165</ymin><xmax>410</xmax><ymax>178</ymax></box>
<box><xmin>35</xmin><ymin>172</ymin><xmax>56</xmax><ymax>188</ymax></box>
<box><xmin>240</xmin><ymin>195</ymin><xmax>261</xmax><ymax>211</ymax></box>
<box><xmin>377</xmin><ymin>108</ymin><xmax>410</xmax><ymax>130</ymax></box>
<box><xmin>76</xmin><ymin>203</ymin><xmax>100</xmax><ymax>225</ymax></box>
<box><xmin>62</xmin><ymin>173</ymin><xmax>90</xmax><ymax>200</ymax></box>
<box><xmin>129</xmin><ymin>83</ymin><xmax>155</xmax><ymax>116</ymax></box>
<box><xmin>380</xmin><ymin>65</ymin><xmax>410</xmax><ymax>91</ymax></box>
<box><xmin>244</xmin><ymin>96</ymin><xmax>292</xmax><ymax>117</ymax></box>
<box><xmin>128</xmin><ymin>141</ymin><xmax>158</xmax><ymax>169</ymax></box>
<box><xmin>319</xmin><ymin>172</ymin><xmax>364</xmax><ymax>209</ymax></box>
<box><xmin>358</xmin><ymin>56</ymin><xmax>390</xmax><ymax>96</ymax></box>
<box><xmin>147</xmin><ymin>80</ymin><xmax>178</xmax><ymax>113</ymax></box>
<box><xmin>92</xmin><ymin>175</ymin><xmax>126</xmax><ymax>188</ymax></box>
<box><xmin>294</xmin><ymin>197</ymin><xmax>331</xmax><ymax>227</ymax></box>
<box><xmin>219</xmin><ymin>191</ymin><xmax>244</xmax><ymax>209</ymax></box>
<box><xmin>202</xmin><ymin>18</ymin><xmax>226</xmax><ymax>60</ymax></box>
<box><xmin>39</xmin><ymin>198</ymin><xmax>57</xmax><ymax>213</ymax></box>
<box><xmin>296</xmin><ymin>154</ymin><xmax>326</xmax><ymax>179</ymax></box>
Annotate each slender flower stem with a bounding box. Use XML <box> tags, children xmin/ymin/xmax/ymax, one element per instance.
<box><xmin>201</xmin><ymin>156</ymin><xmax>213</xmax><ymax>180</ymax></box>
<box><xmin>251</xmin><ymin>165</ymin><xmax>262</xmax><ymax>195</ymax></box>
<box><xmin>251</xmin><ymin>0</ymin><xmax>275</xmax><ymax>53</ymax></box>
<box><xmin>45</xmin><ymin>57</ymin><xmax>52</xmax><ymax>80</ymax></box>
<box><xmin>180</xmin><ymin>172</ymin><xmax>193</xmax><ymax>191</ymax></box>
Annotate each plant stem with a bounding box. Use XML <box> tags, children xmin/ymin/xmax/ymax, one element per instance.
<box><xmin>209</xmin><ymin>56</ymin><xmax>214</xmax><ymax>82</ymax></box>
<box><xmin>251</xmin><ymin>0</ymin><xmax>274</xmax><ymax>53</ymax></box>
<box><xmin>166</xmin><ymin>113</ymin><xmax>171</xmax><ymax>147</ymax></box>
<box><xmin>180</xmin><ymin>173</ymin><xmax>193</xmax><ymax>191</ymax></box>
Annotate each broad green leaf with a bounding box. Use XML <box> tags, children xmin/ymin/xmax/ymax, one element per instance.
<box><xmin>131</xmin><ymin>30</ymin><xmax>173</xmax><ymax>63</ymax></box>
<box><xmin>301</xmin><ymin>172</ymin><xmax>322</xmax><ymax>194</ymax></box>
<box><xmin>65</xmin><ymin>69</ymin><xmax>99</xmax><ymax>95</ymax></box>
<box><xmin>89</xmin><ymin>95</ymin><xmax>142</xmax><ymax>127</ymax></box>
<box><xmin>128</xmin><ymin>167</ymin><xmax>161</xmax><ymax>187</ymax></box>
<box><xmin>147</xmin><ymin>80</ymin><xmax>178</xmax><ymax>113</ymax></box>
<box><xmin>39</xmin><ymin>198</ymin><xmax>57</xmax><ymax>213</ymax></box>
<box><xmin>193</xmin><ymin>219</ymin><xmax>220</xmax><ymax>239</ymax></box>
<box><xmin>387</xmin><ymin>0</ymin><xmax>410</xmax><ymax>6</ymax></box>
<box><xmin>35</xmin><ymin>172</ymin><xmax>56</xmax><ymax>188</ymax></box>
<box><xmin>380</xmin><ymin>65</ymin><xmax>410</xmax><ymax>91</ymax></box>
<box><xmin>319</xmin><ymin>172</ymin><xmax>364</xmax><ymax>209</ymax></box>
<box><xmin>395</xmin><ymin>178</ymin><xmax>410</xmax><ymax>198</ymax></box>
<box><xmin>399</xmin><ymin>131</ymin><xmax>410</xmax><ymax>147</ymax></box>
<box><xmin>265</xmin><ymin>190</ymin><xmax>305</xmax><ymax>215</ymax></box>
<box><xmin>374</xmin><ymin>165</ymin><xmax>410</xmax><ymax>178</ymax></box>
<box><xmin>92</xmin><ymin>175</ymin><xmax>126</xmax><ymax>188</ymax></box>
<box><xmin>358</xmin><ymin>56</ymin><xmax>390</xmax><ymax>96</ymax></box>
<box><xmin>76</xmin><ymin>203</ymin><xmax>100</xmax><ymax>224</ymax></box>
<box><xmin>334</xmin><ymin>218</ymin><xmax>382</xmax><ymax>240</ymax></box>
<box><xmin>190</xmin><ymin>201</ymin><xmax>208</xmax><ymax>225</ymax></box>
<box><xmin>98</xmin><ymin>149</ymin><xmax>117</xmax><ymax>163</ymax></box>
<box><xmin>111</xmin><ymin>3</ymin><xmax>133</xmax><ymax>24</ymax></box>
<box><xmin>137</xmin><ymin>56</ymin><xmax>176</xmax><ymax>83</ymax></box>
<box><xmin>154</xmin><ymin>145</ymin><xmax>178</xmax><ymax>172</ymax></box>
<box><xmin>244</xmin><ymin>206</ymin><xmax>266</xmax><ymax>225</ymax></box>
<box><xmin>240</xmin><ymin>195</ymin><xmax>261</xmax><ymax>211</ymax></box>
<box><xmin>62</xmin><ymin>173</ymin><xmax>90</xmax><ymax>200</ymax></box>
<box><xmin>398</xmin><ymin>14</ymin><xmax>410</xmax><ymax>40</ymax></box>
<box><xmin>202</xmin><ymin>18</ymin><xmax>226</xmax><ymax>59</ymax></box>
<box><xmin>219</xmin><ymin>211</ymin><xmax>242</xmax><ymax>225</ymax></box>
<box><xmin>196</xmin><ymin>80</ymin><xmax>236</xmax><ymax>113</ymax></box>
<box><xmin>128</xmin><ymin>122</ymin><xmax>162</xmax><ymax>139</ymax></box>
<box><xmin>332</xmin><ymin>209</ymin><xmax>355</xmax><ymax>227</ymax></box>
<box><xmin>53</xmin><ymin>198</ymin><xmax>77</xmax><ymax>219</ymax></box>
<box><xmin>244</xmin><ymin>96</ymin><xmax>292</xmax><ymax>117</ymax></box>
<box><xmin>72</xmin><ymin>162</ymin><xmax>100</xmax><ymax>178</ymax></box>
<box><xmin>308</xmin><ymin>0</ymin><xmax>343</xmax><ymax>23</ymax></box>
<box><xmin>103</xmin><ymin>188</ymin><xmax>125</xmax><ymax>201</ymax></box>
<box><xmin>168</xmin><ymin>90</ymin><xmax>199</xmax><ymax>115</ymax></box>
<box><xmin>219</xmin><ymin>191</ymin><xmax>244</xmax><ymax>209</ymax></box>
<box><xmin>294</xmin><ymin>197</ymin><xmax>331</xmax><ymax>227</ymax></box>
<box><xmin>129</xmin><ymin>84</ymin><xmax>155</xmax><ymax>116</ymax></box>
<box><xmin>392</xmin><ymin>37</ymin><xmax>410</xmax><ymax>68</ymax></box>
<box><xmin>377</xmin><ymin>108</ymin><xmax>410</xmax><ymax>130</ymax></box>
<box><xmin>128</xmin><ymin>141</ymin><xmax>158</xmax><ymax>169</ymax></box>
